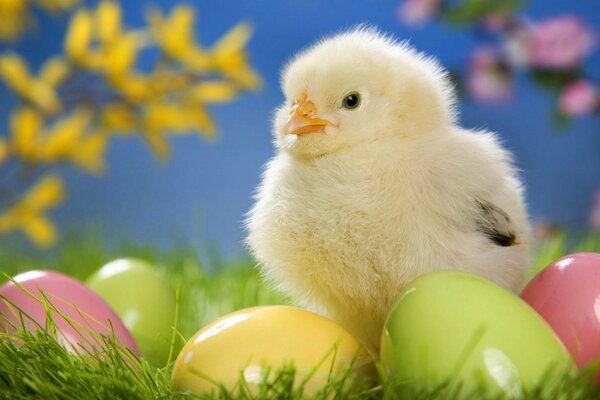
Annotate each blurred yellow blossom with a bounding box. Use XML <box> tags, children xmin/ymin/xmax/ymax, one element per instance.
<box><xmin>187</xmin><ymin>81</ymin><xmax>238</xmax><ymax>103</ymax></box>
<box><xmin>0</xmin><ymin>53</ymin><xmax>30</xmax><ymax>94</ymax></box>
<box><xmin>104</xmin><ymin>32</ymin><xmax>140</xmax><ymax>79</ymax></box>
<box><xmin>208</xmin><ymin>23</ymin><xmax>261</xmax><ymax>89</ymax></box>
<box><xmin>1</xmin><ymin>0</ymin><xmax>261</xmax><ymax>247</ymax></box>
<box><xmin>9</xmin><ymin>107</ymin><xmax>107</xmax><ymax>174</ymax></box>
<box><xmin>38</xmin><ymin>110</ymin><xmax>92</xmax><ymax>160</ymax></box>
<box><xmin>142</xmin><ymin>100</ymin><xmax>215</xmax><ymax>159</ymax></box>
<box><xmin>100</xmin><ymin>102</ymin><xmax>137</xmax><ymax>133</ymax></box>
<box><xmin>0</xmin><ymin>138</ymin><xmax>8</xmax><ymax>164</ymax></box>
<box><xmin>0</xmin><ymin>54</ymin><xmax>69</xmax><ymax>113</ymax></box>
<box><xmin>111</xmin><ymin>73</ymin><xmax>152</xmax><ymax>102</ymax></box>
<box><xmin>65</xmin><ymin>1</ymin><xmax>146</xmax><ymax>94</ymax></box>
<box><xmin>0</xmin><ymin>0</ymin><xmax>77</xmax><ymax>41</ymax></box>
<box><xmin>144</xmin><ymin>102</ymin><xmax>214</xmax><ymax>135</ymax></box>
<box><xmin>11</xmin><ymin>107</ymin><xmax>42</xmax><ymax>159</ymax></box>
<box><xmin>0</xmin><ymin>174</ymin><xmax>65</xmax><ymax>247</ymax></box>
<box><xmin>66</xmin><ymin>1</ymin><xmax>143</xmax><ymax>70</ymax></box>
<box><xmin>95</xmin><ymin>0</ymin><xmax>121</xmax><ymax>43</ymax></box>
<box><xmin>147</xmin><ymin>5</ymin><xmax>208</xmax><ymax>67</ymax></box>
<box><xmin>64</xmin><ymin>9</ymin><xmax>101</xmax><ymax>68</ymax></box>
<box><xmin>0</xmin><ymin>0</ymin><xmax>27</xmax><ymax>41</ymax></box>
<box><xmin>69</xmin><ymin>131</ymin><xmax>109</xmax><ymax>173</ymax></box>
<box><xmin>147</xmin><ymin>8</ymin><xmax>261</xmax><ymax>90</ymax></box>
<box><xmin>39</xmin><ymin>57</ymin><xmax>70</xmax><ymax>87</ymax></box>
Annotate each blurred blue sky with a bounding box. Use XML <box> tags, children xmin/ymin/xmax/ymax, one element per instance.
<box><xmin>1</xmin><ymin>0</ymin><xmax>599</xmax><ymax>255</ymax></box>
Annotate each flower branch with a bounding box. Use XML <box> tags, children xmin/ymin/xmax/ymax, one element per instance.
<box><xmin>0</xmin><ymin>0</ymin><xmax>261</xmax><ymax>247</ymax></box>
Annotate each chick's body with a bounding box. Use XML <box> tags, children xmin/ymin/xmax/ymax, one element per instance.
<box><xmin>246</xmin><ymin>29</ymin><xmax>531</xmax><ymax>352</ymax></box>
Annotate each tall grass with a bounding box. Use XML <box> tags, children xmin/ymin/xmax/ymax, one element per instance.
<box><xmin>1</xmin><ymin>228</ymin><xmax>599</xmax><ymax>399</ymax></box>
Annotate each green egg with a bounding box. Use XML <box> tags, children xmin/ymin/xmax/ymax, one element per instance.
<box><xmin>380</xmin><ymin>270</ymin><xmax>574</xmax><ymax>397</ymax></box>
<box><xmin>87</xmin><ymin>258</ymin><xmax>176</xmax><ymax>367</ymax></box>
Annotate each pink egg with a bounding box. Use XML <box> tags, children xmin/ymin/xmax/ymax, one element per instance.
<box><xmin>521</xmin><ymin>252</ymin><xmax>600</xmax><ymax>380</ymax></box>
<box><xmin>0</xmin><ymin>270</ymin><xmax>140</xmax><ymax>356</ymax></box>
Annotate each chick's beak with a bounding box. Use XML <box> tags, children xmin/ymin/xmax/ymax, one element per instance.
<box><xmin>285</xmin><ymin>93</ymin><xmax>335</xmax><ymax>135</ymax></box>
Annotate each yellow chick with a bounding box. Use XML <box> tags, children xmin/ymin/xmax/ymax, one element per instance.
<box><xmin>246</xmin><ymin>28</ymin><xmax>531</xmax><ymax>353</ymax></box>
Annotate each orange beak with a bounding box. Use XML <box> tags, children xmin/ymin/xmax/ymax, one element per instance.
<box><xmin>285</xmin><ymin>92</ymin><xmax>335</xmax><ymax>135</ymax></box>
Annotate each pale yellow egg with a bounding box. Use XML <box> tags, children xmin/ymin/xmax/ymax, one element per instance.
<box><xmin>171</xmin><ymin>305</ymin><xmax>373</xmax><ymax>396</ymax></box>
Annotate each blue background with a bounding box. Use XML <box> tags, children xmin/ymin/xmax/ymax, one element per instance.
<box><xmin>1</xmin><ymin>0</ymin><xmax>599</xmax><ymax>255</ymax></box>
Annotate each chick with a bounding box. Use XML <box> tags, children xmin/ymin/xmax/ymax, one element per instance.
<box><xmin>246</xmin><ymin>28</ymin><xmax>531</xmax><ymax>353</ymax></box>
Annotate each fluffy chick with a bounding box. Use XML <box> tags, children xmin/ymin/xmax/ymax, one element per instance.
<box><xmin>246</xmin><ymin>28</ymin><xmax>531</xmax><ymax>353</ymax></box>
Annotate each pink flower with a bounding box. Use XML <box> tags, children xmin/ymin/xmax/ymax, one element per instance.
<box><xmin>590</xmin><ymin>188</ymin><xmax>600</xmax><ymax>232</ymax></box>
<box><xmin>397</xmin><ymin>0</ymin><xmax>440</xmax><ymax>26</ymax></box>
<box><xmin>466</xmin><ymin>47</ymin><xmax>512</xmax><ymax>103</ymax></box>
<box><xmin>558</xmin><ymin>81</ymin><xmax>600</xmax><ymax>116</ymax></box>
<box><xmin>530</xmin><ymin>15</ymin><xmax>596</xmax><ymax>70</ymax></box>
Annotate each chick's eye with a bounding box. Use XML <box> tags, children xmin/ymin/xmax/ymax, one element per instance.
<box><xmin>342</xmin><ymin>92</ymin><xmax>361</xmax><ymax>110</ymax></box>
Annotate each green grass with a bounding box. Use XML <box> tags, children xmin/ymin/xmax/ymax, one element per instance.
<box><xmin>1</xmin><ymin>228</ymin><xmax>600</xmax><ymax>399</ymax></box>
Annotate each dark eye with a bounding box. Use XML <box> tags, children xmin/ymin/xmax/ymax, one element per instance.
<box><xmin>342</xmin><ymin>92</ymin><xmax>361</xmax><ymax>110</ymax></box>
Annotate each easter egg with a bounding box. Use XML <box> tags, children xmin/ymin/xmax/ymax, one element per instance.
<box><xmin>521</xmin><ymin>252</ymin><xmax>600</xmax><ymax>379</ymax></box>
<box><xmin>0</xmin><ymin>270</ymin><xmax>140</xmax><ymax>356</ymax></box>
<box><xmin>171</xmin><ymin>305</ymin><xmax>373</xmax><ymax>396</ymax></box>
<box><xmin>381</xmin><ymin>270</ymin><xmax>573</xmax><ymax>397</ymax></box>
<box><xmin>87</xmin><ymin>258</ymin><xmax>176</xmax><ymax>367</ymax></box>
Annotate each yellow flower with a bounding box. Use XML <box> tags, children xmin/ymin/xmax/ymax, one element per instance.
<box><xmin>0</xmin><ymin>53</ymin><xmax>33</xmax><ymax>97</ymax></box>
<box><xmin>100</xmin><ymin>102</ymin><xmax>137</xmax><ymax>133</ymax></box>
<box><xmin>117</xmin><ymin>69</ymin><xmax>192</xmax><ymax>102</ymax></box>
<box><xmin>64</xmin><ymin>9</ymin><xmax>102</xmax><ymax>68</ymax></box>
<box><xmin>0</xmin><ymin>174</ymin><xmax>65</xmax><ymax>247</ymax></box>
<box><xmin>65</xmin><ymin>2</ymin><xmax>141</xmax><ymax>83</ymax></box>
<box><xmin>0</xmin><ymin>0</ymin><xmax>77</xmax><ymax>41</ymax></box>
<box><xmin>142</xmin><ymin>100</ymin><xmax>216</xmax><ymax>159</ymax></box>
<box><xmin>0</xmin><ymin>53</ymin><xmax>68</xmax><ymax>113</ymax></box>
<box><xmin>0</xmin><ymin>0</ymin><xmax>26</xmax><ymax>14</ymax></box>
<box><xmin>39</xmin><ymin>56</ymin><xmax>70</xmax><ymax>87</ymax></box>
<box><xmin>9</xmin><ymin>107</ymin><xmax>107</xmax><ymax>174</ymax></box>
<box><xmin>143</xmin><ymin>129</ymin><xmax>170</xmax><ymax>160</ymax></box>
<box><xmin>146</xmin><ymin>101</ymin><xmax>215</xmax><ymax>135</ymax></box>
<box><xmin>147</xmin><ymin>5</ymin><xmax>209</xmax><ymax>67</ymax></box>
<box><xmin>188</xmin><ymin>105</ymin><xmax>216</xmax><ymax>137</ymax></box>
<box><xmin>209</xmin><ymin>22</ymin><xmax>261</xmax><ymax>90</ymax></box>
<box><xmin>0</xmin><ymin>0</ymin><xmax>27</xmax><ymax>41</ymax></box>
<box><xmin>103</xmin><ymin>31</ymin><xmax>140</xmax><ymax>80</ymax></box>
<box><xmin>11</xmin><ymin>107</ymin><xmax>43</xmax><ymax>159</ymax></box>
<box><xmin>109</xmin><ymin>71</ymin><xmax>152</xmax><ymax>102</ymax></box>
<box><xmin>39</xmin><ymin>109</ymin><xmax>92</xmax><ymax>160</ymax></box>
<box><xmin>69</xmin><ymin>131</ymin><xmax>108</xmax><ymax>173</ymax></box>
<box><xmin>64</xmin><ymin>8</ymin><xmax>91</xmax><ymax>58</ymax></box>
<box><xmin>95</xmin><ymin>0</ymin><xmax>120</xmax><ymax>43</ymax></box>
<box><xmin>0</xmin><ymin>138</ymin><xmax>8</xmax><ymax>164</ymax></box>
<box><xmin>47</xmin><ymin>111</ymin><xmax>107</xmax><ymax>174</ymax></box>
<box><xmin>187</xmin><ymin>81</ymin><xmax>238</xmax><ymax>103</ymax></box>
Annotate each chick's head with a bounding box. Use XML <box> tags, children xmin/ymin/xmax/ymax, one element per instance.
<box><xmin>274</xmin><ymin>28</ymin><xmax>457</xmax><ymax>158</ymax></box>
